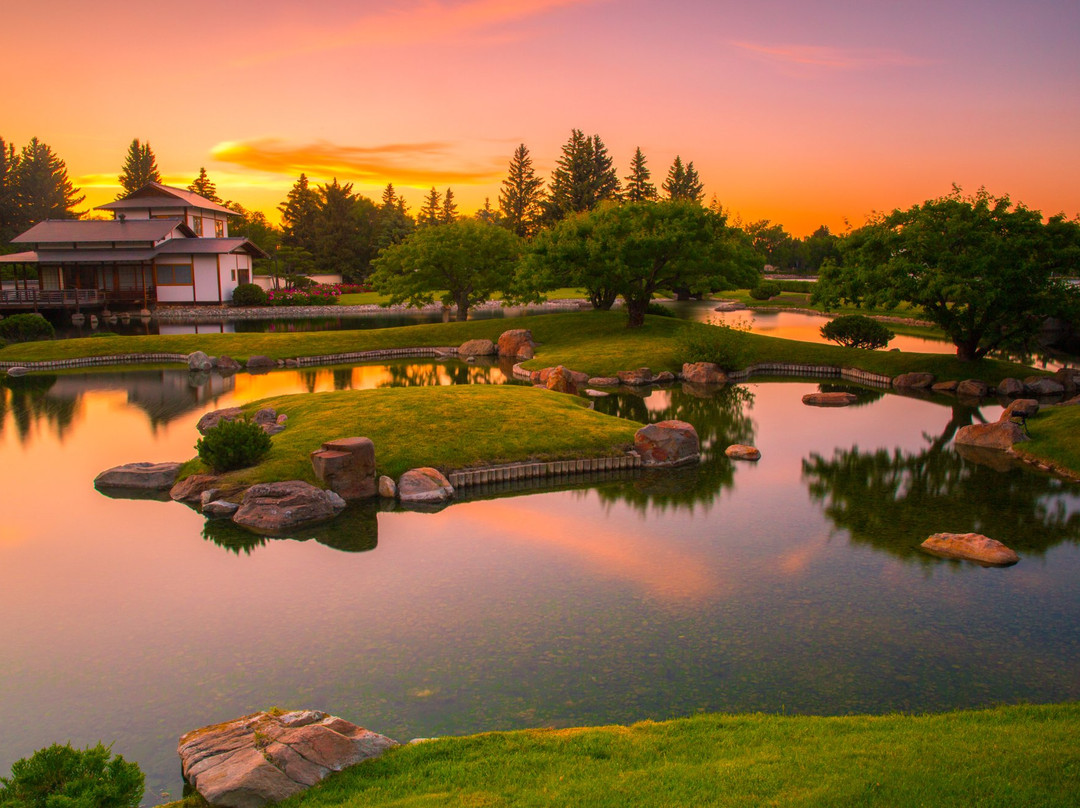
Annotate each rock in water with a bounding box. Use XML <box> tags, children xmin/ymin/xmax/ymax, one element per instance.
<box><xmin>954</xmin><ymin>420</ymin><xmax>1027</xmax><ymax>450</ymax></box>
<box><xmin>802</xmin><ymin>392</ymin><xmax>858</xmax><ymax>407</ymax></box>
<box><xmin>187</xmin><ymin>351</ymin><xmax>213</xmax><ymax>372</ymax></box>
<box><xmin>398</xmin><ymin>468</ymin><xmax>454</xmax><ymax>504</ymax></box>
<box><xmin>378</xmin><ymin>475</ymin><xmax>397</xmax><ymax>498</ymax></box>
<box><xmin>997</xmin><ymin>377</ymin><xmax>1024</xmax><ymax>397</ymax></box>
<box><xmin>458</xmin><ymin>338</ymin><xmax>496</xmax><ymax>357</ymax></box>
<box><xmin>232</xmin><ymin>481</ymin><xmax>346</xmax><ymax>534</ymax></box>
<box><xmin>178</xmin><ymin>709</ymin><xmax>398</xmax><ymax>808</ymax></box>
<box><xmin>310</xmin><ymin>437</ymin><xmax>377</xmax><ymax>500</ymax></box>
<box><xmin>544</xmin><ymin>365</ymin><xmax>577</xmax><ymax>394</ymax></box>
<box><xmin>725</xmin><ymin>444</ymin><xmax>761</xmax><ymax>461</ymax></box>
<box><xmin>920</xmin><ymin>532</ymin><xmax>1019</xmax><ymax>566</ymax></box>
<box><xmin>617</xmin><ymin>367</ymin><xmax>658</xmax><ymax>386</ymax></box>
<box><xmin>893</xmin><ymin>372</ymin><xmax>935</xmax><ymax>389</ymax></box>
<box><xmin>634</xmin><ymin>420</ymin><xmax>700</xmax><ymax>467</ymax></box>
<box><xmin>94</xmin><ymin>461</ymin><xmax>183</xmax><ymax>490</ymax></box>
<box><xmin>497</xmin><ymin>329</ymin><xmax>536</xmax><ymax>359</ymax></box>
<box><xmin>681</xmin><ymin>362</ymin><xmax>726</xmax><ymax>385</ymax></box>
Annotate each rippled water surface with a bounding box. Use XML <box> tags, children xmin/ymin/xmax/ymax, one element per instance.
<box><xmin>2</xmin><ymin>363</ymin><xmax>1078</xmax><ymax>802</ymax></box>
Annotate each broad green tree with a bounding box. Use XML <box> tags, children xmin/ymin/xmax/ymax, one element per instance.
<box><xmin>813</xmin><ymin>187</ymin><xmax>1080</xmax><ymax>361</ymax></box>
<box><xmin>662</xmin><ymin>156</ymin><xmax>704</xmax><ymax>203</ymax></box>
<box><xmin>624</xmin><ymin>147</ymin><xmax>657</xmax><ymax>202</ymax></box>
<box><xmin>370</xmin><ymin>218</ymin><xmax>521</xmax><ymax>318</ymax></box>
<box><xmin>803</xmin><ymin>224</ymin><xmax>841</xmax><ymax>273</ymax></box>
<box><xmin>188</xmin><ymin>167</ymin><xmax>221</xmax><ymax>203</ymax></box>
<box><xmin>498</xmin><ymin>144</ymin><xmax>545</xmax><ymax>238</ymax></box>
<box><xmin>117</xmin><ymin>138</ymin><xmax>161</xmax><ymax>198</ymax></box>
<box><xmin>744</xmin><ymin>219</ymin><xmax>806</xmax><ymax>270</ymax></box>
<box><xmin>12</xmin><ymin>137</ymin><xmax>84</xmax><ymax>226</ymax></box>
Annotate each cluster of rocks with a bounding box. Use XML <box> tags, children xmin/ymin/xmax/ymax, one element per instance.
<box><xmin>954</xmin><ymin>398</ymin><xmax>1040</xmax><ymax>451</ymax></box>
<box><xmin>894</xmin><ymin>367</ymin><xmax>1080</xmax><ymax>400</ymax></box>
<box><xmin>188</xmin><ymin>351</ymin><xmax>278</xmax><ymax>375</ymax></box>
<box><xmin>178</xmin><ymin>710</ymin><xmax>398</xmax><ymax>808</ymax></box>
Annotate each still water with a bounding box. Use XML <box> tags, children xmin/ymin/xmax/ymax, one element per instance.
<box><xmin>2</xmin><ymin>363</ymin><xmax>1079</xmax><ymax>802</ymax></box>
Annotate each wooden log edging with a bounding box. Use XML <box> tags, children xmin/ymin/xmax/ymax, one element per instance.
<box><xmin>0</xmin><ymin>353</ymin><xmax>190</xmax><ymax>371</ymax></box>
<box><xmin>447</xmin><ymin>453</ymin><xmax>642</xmax><ymax>489</ymax></box>
<box><xmin>293</xmin><ymin>347</ymin><xmax>457</xmax><ymax>366</ymax></box>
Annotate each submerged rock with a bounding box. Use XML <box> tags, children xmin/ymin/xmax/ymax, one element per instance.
<box><xmin>920</xmin><ymin>532</ymin><xmax>1019</xmax><ymax>566</ymax></box>
<box><xmin>802</xmin><ymin>392</ymin><xmax>857</xmax><ymax>407</ymax></box>
<box><xmin>95</xmin><ymin>461</ymin><xmax>182</xmax><ymax>490</ymax></box>
<box><xmin>893</xmin><ymin>372</ymin><xmax>935</xmax><ymax>389</ymax></box>
<box><xmin>634</xmin><ymin>420</ymin><xmax>700</xmax><ymax>467</ymax></box>
<box><xmin>178</xmin><ymin>709</ymin><xmax>398</xmax><ymax>808</ymax></box>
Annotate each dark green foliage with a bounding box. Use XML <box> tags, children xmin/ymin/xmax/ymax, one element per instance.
<box><xmin>662</xmin><ymin>156</ymin><xmax>704</xmax><ymax>203</ymax></box>
<box><xmin>418</xmin><ymin>187</ymin><xmax>442</xmax><ymax>228</ymax></box>
<box><xmin>278</xmin><ymin>174</ymin><xmax>320</xmax><ymax>253</ymax></box>
<box><xmin>546</xmin><ymin>129</ymin><xmax>620</xmax><ymax>221</ymax></box>
<box><xmin>677</xmin><ymin>321</ymin><xmax>750</xmax><ymax>370</ymax></box>
<box><xmin>231</xmin><ymin>283</ymin><xmax>268</xmax><ymax>307</ymax></box>
<box><xmin>196</xmin><ymin>418</ymin><xmax>273</xmax><ymax>472</ymax></box>
<box><xmin>646</xmin><ymin>301</ymin><xmax>676</xmax><ymax>317</ymax></box>
<box><xmin>187</xmin><ymin>167</ymin><xmax>221</xmax><ymax>203</ymax></box>
<box><xmin>624</xmin><ymin>147</ymin><xmax>657</xmax><ymax>202</ymax></box>
<box><xmin>744</xmin><ymin>219</ymin><xmax>806</xmax><ymax>271</ymax></box>
<box><xmin>116</xmin><ymin>139</ymin><xmax>161</xmax><ymax>198</ymax></box>
<box><xmin>0</xmin><ymin>742</ymin><xmax>144</xmax><ymax>808</ymax></box>
<box><xmin>776</xmin><ymin>279</ymin><xmax>817</xmax><ymax>293</ymax></box>
<box><xmin>499</xmin><ymin>144</ymin><xmax>545</xmax><ymax>238</ymax></box>
<box><xmin>749</xmin><ymin>281</ymin><xmax>781</xmax><ymax>300</ymax></box>
<box><xmin>0</xmin><ymin>313</ymin><xmax>55</xmax><ymax>343</ymax></box>
<box><xmin>440</xmin><ymin>188</ymin><xmax>458</xmax><ymax>224</ymax></box>
<box><xmin>820</xmin><ymin>314</ymin><xmax>895</xmax><ymax>349</ymax></box>
<box><xmin>11</xmin><ymin>138</ymin><xmax>84</xmax><ymax>228</ymax></box>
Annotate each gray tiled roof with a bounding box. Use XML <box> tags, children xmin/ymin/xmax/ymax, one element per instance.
<box><xmin>12</xmin><ymin>218</ymin><xmax>187</xmax><ymax>244</ymax></box>
<box><xmin>96</xmin><ymin>182</ymin><xmax>236</xmax><ymax>215</ymax></box>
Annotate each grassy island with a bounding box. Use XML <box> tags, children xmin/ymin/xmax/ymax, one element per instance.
<box><xmin>182</xmin><ymin>385</ymin><xmax>641</xmax><ymax>486</ymax></box>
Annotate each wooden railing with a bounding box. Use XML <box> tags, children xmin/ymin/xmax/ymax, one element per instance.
<box><xmin>0</xmin><ymin>289</ymin><xmax>101</xmax><ymax>309</ymax></box>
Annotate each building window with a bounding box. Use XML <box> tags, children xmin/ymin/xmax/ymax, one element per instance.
<box><xmin>231</xmin><ymin>269</ymin><xmax>236</xmax><ymax>281</ymax></box>
<box><xmin>156</xmin><ymin>264</ymin><xmax>193</xmax><ymax>285</ymax></box>
<box><xmin>214</xmin><ymin>220</ymin><xmax>224</xmax><ymax>238</ymax></box>
<box><xmin>192</xmin><ymin>216</ymin><xmax>203</xmax><ymax>236</ymax></box>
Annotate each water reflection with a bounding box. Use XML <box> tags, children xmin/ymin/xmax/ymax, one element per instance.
<box><xmin>201</xmin><ymin>502</ymin><xmax>381</xmax><ymax>555</ymax></box>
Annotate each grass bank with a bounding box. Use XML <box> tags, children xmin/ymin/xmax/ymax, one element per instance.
<box><xmin>1</xmin><ymin>310</ymin><xmax>1042</xmax><ymax>385</ymax></box>
<box><xmin>169</xmin><ymin>703</ymin><xmax>1080</xmax><ymax>808</ymax></box>
<box><xmin>1013</xmin><ymin>405</ymin><xmax>1080</xmax><ymax>479</ymax></box>
<box><xmin>182</xmin><ymin>385</ymin><xmax>640</xmax><ymax>485</ymax></box>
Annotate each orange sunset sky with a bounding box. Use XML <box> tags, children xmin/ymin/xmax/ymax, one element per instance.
<box><xmin>6</xmin><ymin>0</ymin><xmax>1079</xmax><ymax>236</ymax></box>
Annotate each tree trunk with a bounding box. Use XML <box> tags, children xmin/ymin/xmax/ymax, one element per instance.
<box><xmin>589</xmin><ymin>289</ymin><xmax>618</xmax><ymax>310</ymax></box>
<box><xmin>626</xmin><ymin>299</ymin><xmax>648</xmax><ymax>328</ymax></box>
<box><xmin>455</xmin><ymin>292</ymin><xmax>470</xmax><ymax>321</ymax></box>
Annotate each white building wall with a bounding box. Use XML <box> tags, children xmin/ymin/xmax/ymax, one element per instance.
<box><xmin>193</xmin><ymin>255</ymin><xmax>220</xmax><ymax>302</ymax></box>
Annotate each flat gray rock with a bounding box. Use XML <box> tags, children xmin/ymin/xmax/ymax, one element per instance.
<box><xmin>95</xmin><ymin>461</ymin><xmax>183</xmax><ymax>490</ymax></box>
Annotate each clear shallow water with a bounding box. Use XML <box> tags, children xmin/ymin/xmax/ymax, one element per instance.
<box><xmin>2</xmin><ymin>365</ymin><xmax>1079</xmax><ymax>803</ymax></box>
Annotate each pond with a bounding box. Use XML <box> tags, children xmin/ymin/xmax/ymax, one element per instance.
<box><xmin>2</xmin><ymin>362</ymin><xmax>1079</xmax><ymax>803</ymax></box>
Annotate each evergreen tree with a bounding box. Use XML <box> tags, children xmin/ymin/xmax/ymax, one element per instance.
<box><xmin>440</xmin><ymin>188</ymin><xmax>458</xmax><ymax>224</ymax></box>
<box><xmin>0</xmin><ymin>137</ymin><xmax>18</xmax><ymax>246</ymax></box>
<box><xmin>278</xmin><ymin>173</ymin><xmax>320</xmax><ymax>252</ymax></box>
<box><xmin>663</xmin><ymin>156</ymin><xmax>705</xmax><ymax>203</ymax></box>
<box><xmin>498</xmin><ymin>143</ymin><xmax>545</xmax><ymax>238</ymax></box>
<box><xmin>547</xmin><ymin>129</ymin><xmax>620</xmax><ymax>222</ymax></box>
<box><xmin>475</xmin><ymin>197</ymin><xmax>501</xmax><ymax>225</ymax></box>
<box><xmin>187</xmin><ymin>167</ymin><xmax>221</xmax><ymax>203</ymax></box>
<box><xmin>418</xmin><ymin>187</ymin><xmax>442</xmax><ymax>227</ymax></box>
<box><xmin>624</xmin><ymin>147</ymin><xmax>657</xmax><ymax>202</ymax></box>
<box><xmin>13</xmin><ymin>137</ymin><xmax>84</xmax><ymax>226</ymax></box>
<box><xmin>117</xmin><ymin>138</ymin><xmax>161</xmax><ymax>198</ymax></box>
<box><xmin>380</xmin><ymin>182</ymin><xmax>398</xmax><ymax>209</ymax></box>
<box><xmin>590</xmin><ymin>134</ymin><xmax>621</xmax><ymax>203</ymax></box>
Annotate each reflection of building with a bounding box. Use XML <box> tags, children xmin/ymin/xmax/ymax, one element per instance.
<box><xmin>0</xmin><ymin>183</ymin><xmax>267</xmax><ymax>311</ymax></box>
<box><xmin>47</xmin><ymin>370</ymin><xmax>237</xmax><ymax>426</ymax></box>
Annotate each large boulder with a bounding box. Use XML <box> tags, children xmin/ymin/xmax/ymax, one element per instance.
<box><xmin>188</xmin><ymin>351</ymin><xmax>213</xmax><ymax>372</ymax></box>
<box><xmin>1000</xmin><ymin>399</ymin><xmax>1039</xmax><ymax>421</ymax></box>
<box><xmin>310</xmin><ymin>437</ymin><xmax>377</xmax><ymax>500</ymax></box>
<box><xmin>681</xmin><ymin>362</ymin><xmax>726</xmax><ymax>385</ymax></box>
<box><xmin>920</xmin><ymin>532</ymin><xmax>1019</xmax><ymax>566</ymax></box>
<box><xmin>178</xmin><ymin>710</ymin><xmax>398</xmax><ymax>808</ymax></box>
<box><xmin>232</xmin><ymin>481</ymin><xmax>346</xmax><ymax>534</ymax></box>
<box><xmin>1024</xmin><ymin>376</ymin><xmax>1065</xmax><ymax>396</ymax></box>
<box><xmin>996</xmin><ymin>377</ymin><xmax>1024</xmax><ymax>398</ymax></box>
<box><xmin>458</xmin><ymin>339</ymin><xmax>496</xmax><ymax>357</ymax></box>
<box><xmin>398</xmin><ymin>467</ymin><xmax>454</xmax><ymax>504</ymax></box>
<box><xmin>618</xmin><ymin>367</ymin><xmax>658</xmax><ymax>386</ymax></box>
<box><xmin>802</xmin><ymin>392</ymin><xmax>857</xmax><ymax>407</ymax></box>
<box><xmin>497</xmin><ymin>329</ymin><xmax>536</xmax><ymax>359</ymax></box>
<box><xmin>544</xmin><ymin>366</ymin><xmax>578</xmax><ymax>394</ymax></box>
<box><xmin>171</xmin><ymin>473</ymin><xmax>220</xmax><ymax>502</ymax></box>
<box><xmin>954</xmin><ymin>420</ymin><xmax>1028</xmax><ymax>450</ymax></box>
<box><xmin>634</xmin><ymin>420</ymin><xmax>700</xmax><ymax>467</ymax></box>
<box><xmin>956</xmin><ymin>379</ymin><xmax>990</xmax><ymax>398</ymax></box>
<box><xmin>1054</xmin><ymin>367</ymin><xmax>1080</xmax><ymax>396</ymax></box>
<box><xmin>197</xmin><ymin>407</ymin><xmax>245</xmax><ymax>435</ymax></box>
<box><xmin>893</xmin><ymin>372</ymin><xmax>935</xmax><ymax>389</ymax></box>
<box><xmin>246</xmin><ymin>355</ymin><xmax>277</xmax><ymax>372</ymax></box>
<box><xmin>95</xmin><ymin>461</ymin><xmax>182</xmax><ymax>490</ymax></box>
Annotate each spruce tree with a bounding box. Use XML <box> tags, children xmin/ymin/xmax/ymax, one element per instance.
<box><xmin>663</xmin><ymin>156</ymin><xmax>705</xmax><ymax>203</ymax></box>
<box><xmin>624</xmin><ymin>147</ymin><xmax>657</xmax><ymax>202</ymax></box>
<box><xmin>278</xmin><ymin>173</ymin><xmax>321</xmax><ymax>252</ymax></box>
<box><xmin>498</xmin><ymin>143</ymin><xmax>545</xmax><ymax>238</ymax></box>
<box><xmin>547</xmin><ymin>129</ymin><xmax>620</xmax><ymax>222</ymax></box>
<box><xmin>418</xmin><ymin>187</ymin><xmax>442</xmax><ymax>227</ymax></box>
<box><xmin>589</xmin><ymin>135</ymin><xmax>621</xmax><ymax>203</ymax></box>
<box><xmin>440</xmin><ymin>188</ymin><xmax>458</xmax><ymax>223</ymax></box>
<box><xmin>0</xmin><ymin>137</ymin><xmax>18</xmax><ymax>245</ymax></box>
<box><xmin>475</xmin><ymin>197</ymin><xmax>501</xmax><ymax>224</ymax></box>
<box><xmin>117</xmin><ymin>139</ymin><xmax>161</xmax><ymax>198</ymax></box>
<box><xmin>13</xmin><ymin>137</ymin><xmax>84</xmax><ymax>226</ymax></box>
<box><xmin>380</xmin><ymin>182</ymin><xmax>398</xmax><ymax>209</ymax></box>
<box><xmin>188</xmin><ymin>167</ymin><xmax>221</xmax><ymax>203</ymax></box>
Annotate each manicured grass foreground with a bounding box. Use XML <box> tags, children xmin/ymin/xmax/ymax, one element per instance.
<box><xmin>183</xmin><ymin>385</ymin><xmax>641</xmax><ymax>485</ymax></box>
<box><xmin>1015</xmin><ymin>404</ymin><xmax>1080</xmax><ymax>479</ymax></box>
<box><xmin>0</xmin><ymin>310</ymin><xmax>1043</xmax><ymax>385</ymax></box>
<box><xmin>170</xmin><ymin>704</ymin><xmax>1080</xmax><ymax>808</ymax></box>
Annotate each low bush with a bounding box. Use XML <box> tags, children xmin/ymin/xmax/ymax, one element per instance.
<box><xmin>820</xmin><ymin>314</ymin><xmax>895</xmax><ymax>350</ymax></box>
<box><xmin>0</xmin><ymin>313</ymin><xmax>55</xmax><ymax>343</ymax></box>
<box><xmin>196</xmin><ymin>418</ymin><xmax>273</xmax><ymax>472</ymax></box>
<box><xmin>646</xmin><ymin>301</ymin><xmax>677</xmax><ymax>318</ymax></box>
<box><xmin>0</xmin><ymin>742</ymin><xmax>144</xmax><ymax>808</ymax></box>
<box><xmin>231</xmin><ymin>283</ymin><xmax>268</xmax><ymax>307</ymax></box>
<box><xmin>749</xmin><ymin>281</ymin><xmax>781</xmax><ymax>300</ymax></box>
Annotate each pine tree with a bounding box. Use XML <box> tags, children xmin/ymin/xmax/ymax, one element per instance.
<box><xmin>13</xmin><ymin>137</ymin><xmax>85</xmax><ymax>226</ymax></box>
<box><xmin>418</xmin><ymin>187</ymin><xmax>442</xmax><ymax>227</ymax></box>
<box><xmin>440</xmin><ymin>188</ymin><xmax>458</xmax><ymax>224</ymax></box>
<box><xmin>117</xmin><ymin>138</ymin><xmax>161</xmax><ymax>198</ymax></box>
<box><xmin>498</xmin><ymin>143</ymin><xmax>545</xmax><ymax>238</ymax></box>
<box><xmin>278</xmin><ymin>173</ymin><xmax>321</xmax><ymax>251</ymax></box>
<box><xmin>188</xmin><ymin>167</ymin><xmax>221</xmax><ymax>203</ymax></box>
<box><xmin>589</xmin><ymin>135</ymin><xmax>621</xmax><ymax>203</ymax></box>
<box><xmin>380</xmin><ymin>182</ymin><xmax>398</xmax><ymax>209</ymax></box>
<box><xmin>0</xmin><ymin>137</ymin><xmax>18</xmax><ymax>245</ymax></box>
<box><xmin>624</xmin><ymin>147</ymin><xmax>656</xmax><ymax>202</ymax></box>
<box><xmin>547</xmin><ymin>129</ymin><xmax>620</xmax><ymax>221</ymax></box>
<box><xmin>475</xmin><ymin>197</ymin><xmax>501</xmax><ymax>225</ymax></box>
<box><xmin>663</xmin><ymin>156</ymin><xmax>704</xmax><ymax>203</ymax></box>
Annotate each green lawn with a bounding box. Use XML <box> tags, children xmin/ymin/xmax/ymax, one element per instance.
<box><xmin>169</xmin><ymin>703</ymin><xmax>1080</xmax><ymax>808</ymax></box>
<box><xmin>1014</xmin><ymin>404</ymin><xmax>1080</xmax><ymax>479</ymax></box>
<box><xmin>184</xmin><ymin>385</ymin><xmax>640</xmax><ymax>485</ymax></box>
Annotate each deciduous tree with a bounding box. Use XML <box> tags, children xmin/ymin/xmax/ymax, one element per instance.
<box><xmin>117</xmin><ymin>138</ymin><xmax>161</xmax><ymax>198</ymax></box>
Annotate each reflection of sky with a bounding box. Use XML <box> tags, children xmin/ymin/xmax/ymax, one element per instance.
<box><xmin>2</xmin><ymin>372</ymin><xmax>1080</xmax><ymax>803</ymax></box>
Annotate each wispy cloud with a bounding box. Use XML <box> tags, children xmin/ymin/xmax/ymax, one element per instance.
<box><xmin>732</xmin><ymin>41</ymin><xmax>933</xmax><ymax>70</ymax></box>
<box><xmin>212</xmin><ymin>138</ymin><xmax>506</xmax><ymax>187</ymax></box>
<box><xmin>238</xmin><ymin>0</ymin><xmax>607</xmax><ymax>66</ymax></box>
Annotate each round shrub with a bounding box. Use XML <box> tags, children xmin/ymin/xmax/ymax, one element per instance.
<box><xmin>749</xmin><ymin>281</ymin><xmax>781</xmax><ymax>300</ymax></box>
<box><xmin>196</xmin><ymin>417</ymin><xmax>273</xmax><ymax>472</ymax></box>
<box><xmin>646</xmin><ymin>301</ymin><xmax>677</xmax><ymax>317</ymax></box>
<box><xmin>820</xmin><ymin>314</ymin><xmax>895</xmax><ymax>350</ymax></box>
<box><xmin>0</xmin><ymin>313</ymin><xmax>55</xmax><ymax>343</ymax></box>
<box><xmin>0</xmin><ymin>742</ymin><xmax>144</xmax><ymax>808</ymax></box>
<box><xmin>231</xmin><ymin>283</ymin><xmax>268</xmax><ymax>307</ymax></box>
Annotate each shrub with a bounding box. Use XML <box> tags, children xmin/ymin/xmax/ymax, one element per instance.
<box><xmin>749</xmin><ymin>281</ymin><xmax>781</xmax><ymax>300</ymax></box>
<box><xmin>0</xmin><ymin>742</ymin><xmax>144</xmax><ymax>808</ymax></box>
<box><xmin>231</xmin><ymin>283</ymin><xmax>268</xmax><ymax>307</ymax></box>
<box><xmin>0</xmin><ymin>313</ymin><xmax>55</xmax><ymax>343</ymax></box>
<box><xmin>677</xmin><ymin>320</ymin><xmax>751</xmax><ymax>371</ymax></box>
<box><xmin>196</xmin><ymin>418</ymin><xmax>273</xmax><ymax>472</ymax></box>
<box><xmin>646</xmin><ymin>301</ymin><xmax>676</xmax><ymax>318</ymax></box>
<box><xmin>820</xmin><ymin>314</ymin><xmax>895</xmax><ymax>350</ymax></box>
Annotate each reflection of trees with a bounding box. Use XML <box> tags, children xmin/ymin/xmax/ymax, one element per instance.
<box><xmin>376</xmin><ymin>361</ymin><xmax>504</xmax><ymax>389</ymax></box>
<box><xmin>802</xmin><ymin>407</ymin><xmax>1080</xmax><ymax>562</ymax></box>
<box><xmin>588</xmin><ymin>385</ymin><xmax>757</xmax><ymax>513</ymax></box>
<box><xmin>1</xmin><ymin>375</ymin><xmax>77</xmax><ymax>442</ymax></box>
<box><xmin>201</xmin><ymin>501</ymin><xmax>379</xmax><ymax>555</ymax></box>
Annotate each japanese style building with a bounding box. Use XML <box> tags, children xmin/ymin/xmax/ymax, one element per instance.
<box><xmin>0</xmin><ymin>183</ymin><xmax>268</xmax><ymax>311</ymax></box>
